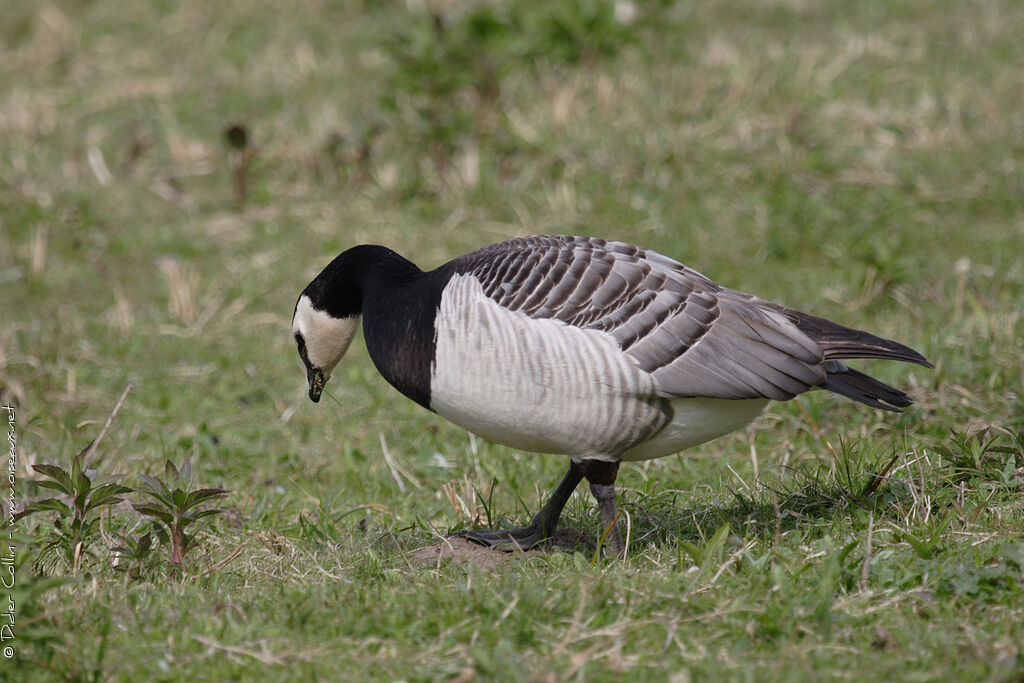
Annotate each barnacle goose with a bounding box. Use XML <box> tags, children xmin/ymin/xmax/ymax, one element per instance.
<box><xmin>292</xmin><ymin>235</ymin><xmax>931</xmax><ymax>556</ymax></box>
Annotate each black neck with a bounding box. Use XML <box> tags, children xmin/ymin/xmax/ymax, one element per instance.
<box><xmin>308</xmin><ymin>245</ymin><xmax>448</xmax><ymax>410</ymax></box>
<box><xmin>363</xmin><ymin>261</ymin><xmax>453</xmax><ymax>411</ymax></box>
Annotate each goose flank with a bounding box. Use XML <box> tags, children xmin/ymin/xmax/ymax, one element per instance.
<box><xmin>291</xmin><ymin>235</ymin><xmax>932</xmax><ymax>556</ymax></box>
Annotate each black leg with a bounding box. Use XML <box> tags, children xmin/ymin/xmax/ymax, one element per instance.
<box><xmin>578</xmin><ymin>459</ymin><xmax>624</xmax><ymax>557</ymax></box>
<box><xmin>456</xmin><ymin>461</ymin><xmax>584</xmax><ymax>551</ymax></box>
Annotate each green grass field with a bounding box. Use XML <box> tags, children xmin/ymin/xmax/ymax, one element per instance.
<box><xmin>3</xmin><ymin>0</ymin><xmax>1023</xmax><ymax>680</ymax></box>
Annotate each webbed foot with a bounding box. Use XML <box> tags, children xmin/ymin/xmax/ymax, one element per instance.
<box><xmin>453</xmin><ymin>524</ymin><xmax>551</xmax><ymax>552</ymax></box>
<box><xmin>452</xmin><ymin>462</ymin><xmax>585</xmax><ymax>552</ymax></box>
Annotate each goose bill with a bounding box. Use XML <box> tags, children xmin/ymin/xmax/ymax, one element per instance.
<box><xmin>307</xmin><ymin>367</ymin><xmax>326</xmax><ymax>403</ymax></box>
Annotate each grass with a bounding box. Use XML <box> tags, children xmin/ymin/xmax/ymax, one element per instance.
<box><xmin>2</xmin><ymin>0</ymin><xmax>1023</xmax><ymax>679</ymax></box>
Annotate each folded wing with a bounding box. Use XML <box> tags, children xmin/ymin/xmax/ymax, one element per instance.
<box><xmin>450</xmin><ymin>235</ymin><xmax>929</xmax><ymax>409</ymax></box>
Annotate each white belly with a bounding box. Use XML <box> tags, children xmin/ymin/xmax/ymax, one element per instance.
<box><xmin>622</xmin><ymin>397</ymin><xmax>768</xmax><ymax>461</ymax></box>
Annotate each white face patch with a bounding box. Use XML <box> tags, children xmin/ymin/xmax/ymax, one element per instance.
<box><xmin>291</xmin><ymin>295</ymin><xmax>361</xmax><ymax>378</ymax></box>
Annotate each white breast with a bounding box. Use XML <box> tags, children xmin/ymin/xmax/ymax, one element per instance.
<box><xmin>430</xmin><ymin>274</ymin><xmax>667</xmax><ymax>458</ymax></box>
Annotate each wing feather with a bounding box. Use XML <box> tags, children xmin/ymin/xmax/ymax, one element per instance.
<box><xmin>447</xmin><ymin>235</ymin><xmax>923</xmax><ymax>404</ymax></box>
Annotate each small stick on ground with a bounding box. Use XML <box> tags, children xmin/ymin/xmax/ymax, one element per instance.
<box><xmin>204</xmin><ymin>539</ymin><xmax>251</xmax><ymax>576</ymax></box>
<box><xmin>379</xmin><ymin>433</ymin><xmax>421</xmax><ymax>492</ymax></box>
<box><xmin>84</xmin><ymin>383</ymin><xmax>132</xmax><ymax>462</ymax></box>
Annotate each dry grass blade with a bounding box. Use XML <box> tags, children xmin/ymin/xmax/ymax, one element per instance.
<box><xmin>158</xmin><ymin>257</ymin><xmax>198</xmax><ymax>327</ymax></box>
<box><xmin>379</xmin><ymin>433</ymin><xmax>421</xmax><ymax>492</ymax></box>
<box><xmin>203</xmin><ymin>539</ymin><xmax>252</xmax><ymax>576</ymax></box>
<box><xmin>191</xmin><ymin>636</ymin><xmax>288</xmax><ymax>665</ymax></box>
<box><xmin>83</xmin><ymin>383</ymin><xmax>132</xmax><ymax>463</ymax></box>
<box><xmin>860</xmin><ymin>511</ymin><xmax>874</xmax><ymax>592</ymax></box>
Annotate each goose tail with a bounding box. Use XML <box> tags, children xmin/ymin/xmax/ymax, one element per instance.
<box><xmin>785</xmin><ymin>309</ymin><xmax>932</xmax><ymax>412</ymax></box>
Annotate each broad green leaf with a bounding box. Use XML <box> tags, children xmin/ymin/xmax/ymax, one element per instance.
<box><xmin>679</xmin><ymin>540</ymin><xmax>703</xmax><ymax>565</ymax></box>
<box><xmin>133</xmin><ymin>503</ymin><xmax>174</xmax><ymax>526</ymax></box>
<box><xmin>14</xmin><ymin>498</ymin><xmax>71</xmax><ymax>521</ymax></box>
<box><xmin>186</xmin><ymin>488</ymin><xmax>229</xmax><ymax>509</ymax></box>
<box><xmin>73</xmin><ymin>471</ymin><xmax>91</xmax><ymax>511</ymax></box>
<box><xmin>87</xmin><ymin>483</ymin><xmax>133</xmax><ymax>510</ymax></box>
<box><xmin>71</xmin><ymin>441</ymin><xmax>94</xmax><ymax>478</ymax></box>
<box><xmin>178</xmin><ymin>458</ymin><xmax>192</xmax><ymax>486</ymax></box>
<box><xmin>684</xmin><ymin>523</ymin><xmax>731</xmax><ymax>595</ymax></box>
<box><xmin>138</xmin><ymin>475</ymin><xmax>172</xmax><ymax>507</ymax></box>
<box><xmin>190</xmin><ymin>508</ymin><xmax>224</xmax><ymax>521</ymax></box>
<box><xmin>36</xmin><ymin>479</ymin><xmax>73</xmax><ymax>495</ymax></box>
<box><xmin>32</xmin><ymin>464</ymin><xmax>73</xmax><ymax>495</ymax></box>
<box><xmin>900</xmin><ymin>531</ymin><xmax>930</xmax><ymax>558</ymax></box>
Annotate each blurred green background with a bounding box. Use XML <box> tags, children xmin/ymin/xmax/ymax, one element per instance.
<box><xmin>2</xmin><ymin>0</ymin><xmax>1022</xmax><ymax>680</ymax></box>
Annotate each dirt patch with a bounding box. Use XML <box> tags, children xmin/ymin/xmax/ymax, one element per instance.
<box><xmin>410</xmin><ymin>529</ymin><xmax>595</xmax><ymax>570</ymax></box>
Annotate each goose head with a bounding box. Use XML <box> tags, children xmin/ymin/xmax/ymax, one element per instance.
<box><xmin>292</xmin><ymin>244</ymin><xmax>422</xmax><ymax>403</ymax></box>
<box><xmin>291</xmin><ymin>294</ymin><xmax>360</xmax><ymax>403</ymax></box>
